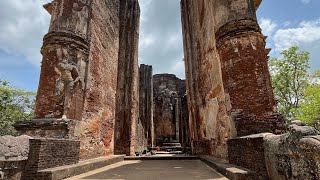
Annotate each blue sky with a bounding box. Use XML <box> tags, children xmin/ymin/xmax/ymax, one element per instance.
<box><xmin>257</xmin><ymin>0</ymin><xmax>320</xmax><ymax>72</ymax></box>
<box><xmin>0</xmin><ymin>0</ymin><xmax>319</xmax><ymax>92</ymax></box>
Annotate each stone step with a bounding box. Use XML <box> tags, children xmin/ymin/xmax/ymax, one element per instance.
<box><xmin>155</xmin><ymin>151</ymin><xmax>184</xmax><ymax>154</ymax></box>
<box><xmin>199</xmin><ymin>156</ymin><xmax>255</xmax><ymax>180</ymax></box>
<box><xmin>162</xmin><ymin>142</ymin><xmax>182</xmax><ymax>147</ymax></box>
<box><xmin>125</xmin><ymin>155</ymin><xmax>198</xmax><ymax>160</ymax></box>
<box><xmin>37</xmin><ymin>155</ymin><xmax>124</xmax><ymax>180</ymax></box>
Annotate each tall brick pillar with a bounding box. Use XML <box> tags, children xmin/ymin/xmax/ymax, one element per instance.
<box><xmin>215</xmin><ymin>0</ymin><xmax>286</xmax><ymax>136</ymax></box>
<box><xmin>139</xmin><ymin>64</ymin><xmax>154</xmax><ymax>148</ymax></box>
<box><xmin>114</xmin><ymin>0</ymin><xmax>140</xmax><ymax>156</ymax></box>
<box><xmin>181</xmin><ymin>0</ymin><xmax>237</xmax><ymax>159</ymax></box>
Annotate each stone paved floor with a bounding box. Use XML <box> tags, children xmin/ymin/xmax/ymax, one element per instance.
<box><xmin>66</xmin><ymin>160</ymin><xmax>228</xmax><ymax>180</ymax></box>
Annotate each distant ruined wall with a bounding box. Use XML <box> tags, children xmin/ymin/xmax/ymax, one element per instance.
<box><xmin>114</xmin><ymin>0</ymin><xmax>140</xmax><ymax>156</ymax></box>
<box><xmin>153</xmin><ymin>74</ymin><xmax>186</xmax><ymax>146</ymax></box>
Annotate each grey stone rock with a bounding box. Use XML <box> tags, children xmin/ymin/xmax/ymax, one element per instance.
<box><xmin>290</xmin><ymin>120</ymin><xmax>306</xmax><ymax>126</ymax></box>
<box><xmin>264</xmin><ymin>127</ymin><xmax>320</xmax><ymax>180</ymax></box>
<box><xmin>0</xmin><ymin>135</ymin><xmax>32</xmax><ymax>161</ymax></box>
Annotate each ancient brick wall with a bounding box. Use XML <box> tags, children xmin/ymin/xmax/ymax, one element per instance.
<box><xmin>24</xmin><ymin>139</ymin><xmax>80</xmax><ymax>179</ymax></box>
<box><xmin>181</xmin><ymin>0</ymin><xmax>236</xmax><ymax>159</ymax></box>
<box><xmin>228</xmin><ymin>134</ymin><xmax>269</xmax><ymax>179</ymax></box>
<box><xmin>80</xmin><ymin>0</ymin><xmax>120</xmax><ymax>159</ymax></box>
<box><xmin>153</xmin><ymin>74</ymin><xmax>186</xmax><ymax>146</ymax></box>
<box><xmin>114</xmin><ymin>0</ymin><xmax>140</xmax><ymax>156</ymax></box>
<box><xmin>0</xmin><ymin>161</ymin><xmax>26</xmax><ymax>180</ymax></box>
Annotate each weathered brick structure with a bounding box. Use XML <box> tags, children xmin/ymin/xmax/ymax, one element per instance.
<box><xmin>4</xmin><ymin>0</ymin><xmax>319</xmax><ymax>179</ymax></box>
<box><xmin>181</xmin><ymin>0</ymin><xmax>286</xmax><ymax>158</ymax></box>
<box><xmin>23</xmin><ymin>139</ymin><xmax>80</xmax><ymax>179</ymax></box>
<box><xmin>16</xmin><ymin>0</ymin><xmax>141</xmax><ymax>159</ymax></box>
<box><xmin>138</xmin><ymin>64</ymin><xmax>154</xmax><ymax>149</ymax></box>
<box><xmin>114</xmin><ymin>0</ymin><xmax>140</xmax><ymax>156</ymax></box>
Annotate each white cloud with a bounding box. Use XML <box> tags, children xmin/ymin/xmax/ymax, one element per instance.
<box><xmin>138</xmin><ymin>0</ymin><xmax>185</xmax><ymax>79</ymax></box>
<box><xmin>0</xmin><ymin>0</ymin><xmax>51</xmax><ymax>65</ymax></box>
<box><xmin>301</xmin><ymin>0</ymin><xmax>311</xmax><ymax>4</ymax></box>
<box><xmin>259</xmin><ymin>18</ymin><xmax>278</xmax><ymax>37</ymax></box>
<box><xmin>272</xmin><ymin>18</ymin><xmax>320</xmax><ymax>71</ymax></box>
<box><xmin>273</xmin><ymin>18</ymin><xmax>320</xmax><ymax>51</ymax></box>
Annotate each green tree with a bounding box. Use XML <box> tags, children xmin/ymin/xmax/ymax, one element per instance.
<box><xmin>0</xmin><ymin>80</ymin><xmax>35</xmax><ymax>136</ymax></box>
<box><xmin>295</xmin><ymin>71</ymin><xmax>320</xmax><ymax>130</ymax></box>
<box><xmin>269</xmin><ymin>46</ymin><xmax>310</xmax><ymax>119</ymax></box>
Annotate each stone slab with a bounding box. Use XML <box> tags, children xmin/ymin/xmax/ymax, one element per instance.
<box><xmin>227</xmin><ymin>133</ymin><xmax>270</xmax><ymax>179</ymax></box>
<box><xmin>14</xmin><ymin>119</ymin><xmax>79</xmax><ymax>139</ymax></box>
<box><xmin>199</xmin><ymin>156</ymin><xmax>254</xmax><ymax>180</ymax></box>
<box><xmin>37</xmin><ymin>155</ymin><xmax>124</xmax><ymax>180</ymax></box>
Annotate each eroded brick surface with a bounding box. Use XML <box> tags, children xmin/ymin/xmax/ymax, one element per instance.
<box><xmin>24</xmin><ymin>139</ymin><xmax>80</xmax><ymax>179</ymax></box>
<box><xmin>181</xmin><ymin>0</ymin><xmax>286</xmax><ymax>159</ymax></box>
<box><xmin>137</xmin><ymin>64</ymin><xmax>154</xmax><ymax>151</ymax></box>
<box><xmin>181</xmin><ymin>0</ymin><xmax>237</xmax><ymax>159</ymax></box>
<box><xmin>114</xmin><ymin>0</ymin><xmax>140</xmax><ymax>156</ymax></box>
<box><xmin>80</xmin><ymin>0</ymin><xmax>120</xmax><ymax>159</ymax></box>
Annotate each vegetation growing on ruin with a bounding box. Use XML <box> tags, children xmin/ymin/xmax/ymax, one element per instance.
<box><xmin>270</xmin><ymin>47</ymin><xmax>320</xmax><ymax>130</ymax></box>
<box><xmin>0</xmin><ymin>80</ymin><xmax>35</xmax><ymax>136</ymax></box>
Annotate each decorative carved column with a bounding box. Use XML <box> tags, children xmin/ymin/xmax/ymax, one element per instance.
<box><xmin>15</xmin><ymin>0</ymin><xmax>91</xmax><ymax>139</ymax></box>
<box><xmin>35</xmin><ymin>0</ymin><xmax>90</xmax><ymax>121</ymax></box>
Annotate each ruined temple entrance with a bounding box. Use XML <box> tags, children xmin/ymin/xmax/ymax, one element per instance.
<box><xmin>16</xmin><ymin>0</ymin><xmax>285</xmax><ymax>163</ymax></box>
<box><xmin>5</xmin><ymin>0</ymin><xmax>297</xmax><ymax>179</ymax></box>
<box><xmin>5</xmin><ymin>0</ymin><xmax>320</xmax><ymax>179</ymax></box>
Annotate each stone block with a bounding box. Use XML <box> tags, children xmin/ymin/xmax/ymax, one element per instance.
<box><xmin>24</xmin><ymin>138</ymin><xmax>80</xmax><ymax>179</ymax></box>
<box><xmin>0</xmin><ymin>135</ymin><xmax>32</xmax><ymax>161</ymax></box>
<box><xmin>228</xmin><ymin>133</ymin><xmax>272</xmax><ymax>180</ymax></box>
<box><xmin>0</xmin><ymin>160</ymin><xmax>26</xmax><ymax>180</ymax></box>
<box><xmin>264</xmin><ymin>124</ymin><xmax>320</xmax><ymax>180</ymax></box>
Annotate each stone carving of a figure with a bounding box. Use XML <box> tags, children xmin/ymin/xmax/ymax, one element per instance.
<box><xmin>55</xmin><ymin>47</ymin><xmax>83</xmax><ymax>119</ymax></box>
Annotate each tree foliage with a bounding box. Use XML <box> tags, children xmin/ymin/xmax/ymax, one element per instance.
<box><xmin>295</xmin><ymin>71</ymin><xmax>320</xmax><ymax>130</ymax></box>
<box><xmin>0</xmin><ymin>80</ymin><xmax>35</xmax><ymax>136</ymax></box>
<box><xmin>269</xmin><ymin>46</ymin><xmax>310</xmax><ymax>118</ymax></box>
